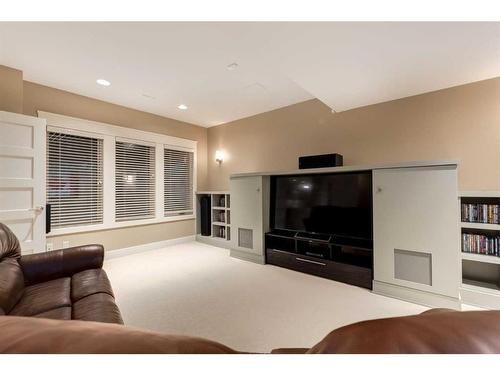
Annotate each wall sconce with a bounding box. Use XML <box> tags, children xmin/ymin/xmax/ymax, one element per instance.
<box><xmin>215</xmin><ymin>150</ymin><xmax>225</xmax><ymax>165</ymax></box>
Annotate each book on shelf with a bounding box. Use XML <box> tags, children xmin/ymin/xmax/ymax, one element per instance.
<box><xmin>462</xmin><ymin>232</ymin><xmax>500</xmax><ymax>256</ymax></box>
<box><xmin>461</xmin><ymin>203</ymin><xmax>500</xmax><ymax>224</ymax></box>
<box><xmin>218</xmin><ymin>226</ymin><xmax>225</xmax><ymax>238</ymax></box>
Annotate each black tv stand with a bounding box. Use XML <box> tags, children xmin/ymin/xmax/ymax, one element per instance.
<box><xmin>265</xmin><ymin>230</ymin><xmax>373</xmax><ymax>289</ymax></box>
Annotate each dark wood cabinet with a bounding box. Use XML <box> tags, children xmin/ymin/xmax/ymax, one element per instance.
<box><xmin>265</xmin><ymin>232</ymin><xmax>373</xmax><ymax>289</ymax></box>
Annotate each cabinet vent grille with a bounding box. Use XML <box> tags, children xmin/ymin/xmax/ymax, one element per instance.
<box><xmin>394</xmin><ymin>249</ymin><xmax>432</xmax><ymax>286</ymax></box>
<box><xmin>238</xmin><ymin>228</ymin><xmax>253</xmax><ymax>249</ymax></box>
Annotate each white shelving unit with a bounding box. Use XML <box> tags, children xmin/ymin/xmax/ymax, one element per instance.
<box><xmin>459</xmin><ymin>191</ymin><xmax>500</xmax><ymax>309</ymax></box>
<box><xmin>195</xmin><ymin>191</ymin><xmax>231</xmax><ymax>247</ymax></box>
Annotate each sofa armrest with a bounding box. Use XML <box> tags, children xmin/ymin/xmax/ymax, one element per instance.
<box><xmin>20</xmin><ymin>244</ymin><xmax>104</xmax><ymax>286</ymax></box>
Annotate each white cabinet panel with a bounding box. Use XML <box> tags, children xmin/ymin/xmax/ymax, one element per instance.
<box><xmin>373</xmin><ymin>166</ymin><xmax>459</xmax><ymax>300</ymax></box>
<box><xmin>230</xmin><ymin>175</ymin><xmax>269</xmax><ymax>261</ymax></box>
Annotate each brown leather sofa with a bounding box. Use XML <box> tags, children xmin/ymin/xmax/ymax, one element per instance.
<box><xmin>0</xmin><ymin>223</ymin><xmax>122</xmax><ymax>324</ymax></box>
<box><xmin>1</xmin><ymin>308</ymin><xmax>500</xmax><ymax>353</ymax></box>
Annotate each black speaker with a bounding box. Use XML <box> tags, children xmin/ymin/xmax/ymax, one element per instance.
<box><xmin>46</xmin><ymin>203</ymin><xmax>51</xmax><ymax>234</ymax></box>
<box><xmin>298</xmin><ymin>153</ymin><xmax>343</xmax><ymax>169</ymax></box>
<box><xmin>200</xmin><ymin>196</ymin><xmax>211</xmax><ymax>236</ymax></box>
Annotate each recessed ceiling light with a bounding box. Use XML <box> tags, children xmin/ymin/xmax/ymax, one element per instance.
<box><xmin>178</xmin><ymin>104</ymin><xmax>188</xmax><ymax>110</ymax></box>
<box><xmin>226</xmin><ymin>62</ymin><xmax>239</xmax><ymax>71</ymax></box>
<box><xmin>96</xmin><ymin>79</ymin><xmax>111</xmax><ymax>87</ymax></box>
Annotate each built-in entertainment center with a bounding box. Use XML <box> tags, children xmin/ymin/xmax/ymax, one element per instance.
<box><xmin>266</xmin><ymin>171</ymin><xmax>374</xmax><ymax>289</ymax></box>
<box><xmin>228</xmin><ymin>161</ymin><xmax>461</xmax><ymax>308</ymax></box>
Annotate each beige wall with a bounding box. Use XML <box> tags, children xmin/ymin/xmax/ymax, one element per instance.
<box><xmin>207</xmin><ymin>77</ymin><xmax>500</xmax><ymax>191</ymax></box>
<box><xmin>13</xmin><ymin>75</ymin><xmax>208</xmax><ymax>251</ymax></box>
<box><xmin>45</xmin><ymin>220</ymin><xmax>195</xmax><ymax>251</ymax></box>
<box><xmin>0</xmin><ymin>65</ymin><xmax>23</xmax><ymax>113</ymax></box>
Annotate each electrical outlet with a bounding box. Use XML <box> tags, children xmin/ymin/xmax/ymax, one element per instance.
<box><xmin>46</xmin><ymin>242</ymin><xmax>54</xmax><ymax>251</ymax></box>
<box><xmin>62</xmin><ymin>240</ymin><xmax>70</xmax><ymax>249</ymax></box>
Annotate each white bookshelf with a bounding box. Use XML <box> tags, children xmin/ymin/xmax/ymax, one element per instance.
<box><xmin>461</xmin><ymin>252</ymin><xmax>500</xmax><ymax>265</ymax></box>
<box><xmin>459</xmin><ymin>191</ymin><xmax>500</xmax><ymax>309</ymax></box>
<box><xmin>195</xmin><ymin>191</ymin><xmax>231</xmax><ymax>247</ymax></box>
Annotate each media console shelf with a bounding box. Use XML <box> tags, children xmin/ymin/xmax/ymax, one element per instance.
<box><xmin>459</xmin><ymin>191</ymin><xmax>500</xmax><ymax>309</ymax></box>
<box><xmin>195</xmin><ymin>191</ymin><xmax>231</xmax><ymax>248</ymax></box>
<box><xmin>265</xmin><ymin>231</ymin><xmax>373</xmax><ymax>289</ymax></box>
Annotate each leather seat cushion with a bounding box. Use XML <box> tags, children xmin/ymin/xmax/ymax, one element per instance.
<box><xmin>71</xmin><ymin>269</ymin><xmax>114</xmax><ymax>302</ymax></box>
<box><xmin>0</xmin><ymin>259</ymin><xmax>24</xmax><ymax>314</ymax></box>
<box><xmin>10</xmin><ymin>278</ymin><xmax>71</xmax><ymax>317</ymax></box>
<box><xmin>307</xmin><ymin>309</ymin><xmax>500</xmax><ymax>354</ymax></box>
<box><xmin>33</xmin><ymin>307</ymin><xmax>72</xmax><ymax>320</ymax></box>
<box><xmin>0</xmin><ymin>316</ymin><xmax>237</xmax><ymax>354</ymax></box>
<box><xmin>73</xmin><ymin>293</ymin><xmax>123</xmax><ymax>324</ymax></box>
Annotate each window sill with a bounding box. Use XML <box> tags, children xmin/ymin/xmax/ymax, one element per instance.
<box><xmin>47</xmin><ymin>214</ymin><xmax>196</xmax><ymax>237</ymax></box>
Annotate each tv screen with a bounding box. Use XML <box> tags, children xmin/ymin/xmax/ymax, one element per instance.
<box><xmin>272</xmin><ymin>172</ymin><xmax>372</xmax><ymax>239</ymax></box>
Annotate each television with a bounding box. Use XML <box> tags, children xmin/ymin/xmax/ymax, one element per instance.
<box><xmin>271</xmin><ymin>171</ymin><xmax>372</xmax><ymax>240</ymax></box>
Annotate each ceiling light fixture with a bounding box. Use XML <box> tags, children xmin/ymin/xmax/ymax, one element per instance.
<box><xmin>96</xmin><ymin>79</ymin><xmax>111</xmax><ymax>86</ymax></box>
<box><xmin>178</xmin><ymin>104</ymin><xmax>188</xmax><ymax>110</ymax></box>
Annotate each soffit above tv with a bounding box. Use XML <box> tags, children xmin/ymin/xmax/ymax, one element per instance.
<box><xmin>0</xmin><ymin>22</ymin><xmax>498</xmax><ymax>127</ymax></box>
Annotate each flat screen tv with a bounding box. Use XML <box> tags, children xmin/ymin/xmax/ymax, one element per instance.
<box><xmin>271</xmin><ymin>171</ymin><xmax>372</xmax><ymax>239</ymax></box>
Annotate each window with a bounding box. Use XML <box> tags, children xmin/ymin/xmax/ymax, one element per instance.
<box><xmin>115</xmin><ymin>140</ymin><xmax>156</xmax><ymax>221</ymax></box>
<box><xmin>42</xmin><ymin>111</ymin><xmax>197</xmax><ymax>235</ymax></box>
<box><xmin>164</xmin><ymin>148</ymin><xmax>194</xmax><ymax>216</ymax></box>
<box><xmin>47</xmin><ymin>131</ymin><xmax>103</xmax><ymax>229</ymax></box>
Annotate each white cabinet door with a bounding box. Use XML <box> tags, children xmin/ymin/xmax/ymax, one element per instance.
<box><xmin>230</xmin><ymin>175</ymin><xmax>268</xmax><ymax>258</ymax></box>
<box><xmin>0</xmin><ymin>111</ymin><xmax>46</xmax><ymax>254</ymax></box>
<box><xmin>373</xmin><ymin>166</ymin><xmax>459</xmax><ymax>299</ymax></box>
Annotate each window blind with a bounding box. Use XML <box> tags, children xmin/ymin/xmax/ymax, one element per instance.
<box><xmin>115</xmin><ymin>140</ymin><xmax>156</xmax><ymax>221</ymax></box>
<box><xmin>47</xmin><ymin>131</ymin><xmax>103</xmax><ymax>229</ymax></box>
<box><xmin>164</xmin><ymin>148</ymin><xmax>194</xmax><ymax>216</ymax></box>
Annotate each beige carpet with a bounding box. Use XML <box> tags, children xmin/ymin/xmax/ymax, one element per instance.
<box><xmin>104</xmin><ymin>241</ymin><xmax>427</xmax><ymax>352</ymax></box>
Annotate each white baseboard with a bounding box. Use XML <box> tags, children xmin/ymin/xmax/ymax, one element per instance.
<box><xmin>195</xmin><ymin>234</ymin><xmax>232</xmax><ymax>249</ymax></box>
<box><xmin>230</xmin><ymin>249</ymin><xmax>265</xmax><ymax>265</ymax></box>
<box><xmin>373</xmin><ymin>280</ymin><xmax>461</xmax><ymax>309</ymax></box>
<box><xmin>105</xmin><ymin>235</ymin><xmax>196</xmax><ymax>260</ymax></box>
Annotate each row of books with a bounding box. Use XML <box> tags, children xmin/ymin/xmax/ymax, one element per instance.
<box><xmin>462</xmin><ymin>233</ymin><xmax>500</xmax><ymax>256</ymax></box>
<box><xmin>215</xmin><ymin>226</ymin><xmax>226</xmax><ymax>238</ymax></box>
<box><xmin>214</xmin><ymin>211</ymin><xmax>227</xmax><ymax>223</ymax></box>
<box><xmin>461</xmin><ymin>203</ymin><xmax>500</xmax><ymax>224</ymax></box>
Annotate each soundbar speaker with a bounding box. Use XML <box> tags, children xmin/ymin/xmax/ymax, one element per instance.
<box><xmin>298</xmin><ymin>153</ymin><xmax>343</xmax><ymax>169</ymax></box>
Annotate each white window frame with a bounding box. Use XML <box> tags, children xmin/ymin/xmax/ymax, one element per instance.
<box><xmin>163</xmin><ymin>143</ymin><xmax>196</xmax><ymax>217</ymax></box>
<box><xmin>40</xmin><ymin>111</ymin><xmax>197</xmax><ymax>237</ymax></box>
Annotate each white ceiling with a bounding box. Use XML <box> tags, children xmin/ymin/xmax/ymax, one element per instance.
<box><xmin>0</xmin><ymin>22</ymin><xmax>499</xmax><ymax>127</ymax></box>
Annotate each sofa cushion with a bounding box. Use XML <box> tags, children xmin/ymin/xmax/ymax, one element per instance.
<box><xmin>72</xmin><ymin>293</ymin><xmax>123</xmax><ymax>324</ymax></box>
<box><xmin>0</xmin><ymin>316</ymin><xmax>238</xmax><ymax>354</ymax></box>
<box><xmin>71</xmin><ymin>269</ymin><xmax>114</xmax><ymax>302</ymax></box>
<box><xmin>0</xmin><ymin>258</ymin><xmax>25</xmax><ymax>314</ymax></box>
<box><xmin>307</xmin><ymin>309</ymin><xmax>500</xmax><ymax>354</ymax></box>
<box><xmin>33</xmin><ymin>307</ymin><xmax>72</xmax><ymax>320</ymax></box>
<box><xmin>10</xmin><ymin>278</ymin><xmax>71</xmax><ymax>317</ymax></box>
